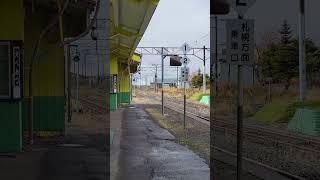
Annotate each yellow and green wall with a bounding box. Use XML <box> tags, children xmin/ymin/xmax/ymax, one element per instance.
<box><xmin>110</xmin><ymin>53</ymin><xmax>141</xmax><ymax>111</ymax></box>
<box><xmin>0</xmin><ymin>0</ymin><xmax>24</xmax><ymax>152</ymax></box>
<box><xmin>110</xmin><ymin>56</ymin><xmax>118</xmax><ymax>110</ymax></box>
<box><xmin>22</xmin><ymin>7</ymin><xmax>65</xmax><ymax>132</ymax></box>
<box><xmin>0</xmin><ymin>0</ymin><xmax>90</xmax><ymax>152</ymax></box>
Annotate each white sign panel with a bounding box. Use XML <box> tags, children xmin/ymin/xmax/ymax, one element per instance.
<box><xmin>12</xmin><ymin>46</ymin><xmax>21</xmax><ymax>99</ymax></box>
<box><xmin>180</xmin><ymin>55</ymin><xmax>191</xmax><ymax>65</ymax></box>
<box><xmin>226</xmin><ymin>19</ymin><xmax>254</xmax><ymax>65</ymax></box>
<box><xmin>231</xmin><ymin>0</ymin><xmax>256</xmax><ymax>17</ymax></box>
<box><xmin>181</xmin><ymin>42</ymin><xmax>191</xmax><ymax>54</ymax></box>
<box><xmin>180</xmin><ymin>67</ymin><xmax>189</xmax><ymax>82</ymax></box>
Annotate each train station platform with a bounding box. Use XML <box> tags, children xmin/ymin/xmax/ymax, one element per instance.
<box><xmin>110</xmin><ymin>105</ymin><xmax>210</xmax><ymax>180</ymax></box>
<box><xmin>0</xmin><ymin>110</ymin><xmax>107</xmax><ymax>180</ymax></box>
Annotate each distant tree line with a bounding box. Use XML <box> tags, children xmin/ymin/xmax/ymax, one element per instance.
<box><xmin>259</xmin><ymin>20</ymin><xmax>320</xmax><ymax>89</ymax></box>
<box><xmin>191</xmin><ymin>68</ymin><xmax>209</xmax><ymax>89</ymax></box>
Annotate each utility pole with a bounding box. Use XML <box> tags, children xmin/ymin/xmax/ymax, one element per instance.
<box><xmin>161</xmin><ymin>47</ymin><xmax>165</xmax><ymax>116</ymax></box>
<box><xmin>299</xmin><ymin>0</ymin><xmax>306</xmax><ymax>101</ymax></box>
<box><xmin>176</xmin><ymin>66</ymin><xmax>179</xmax><ymax>89</ymax></box>
<box><xmin>203</xmin><ymin>46</ymin><xmax>206</xmax><ymax>94</ymax></box>
<box><xmin>155</xmin><ymin>65</ymin><xmax>158</xmax><ymax>92</ymax></box>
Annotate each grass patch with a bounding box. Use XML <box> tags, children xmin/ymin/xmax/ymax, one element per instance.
<box><xmin>252</xmin><ymin>100</ymin><xmax>320</xmax><ymax>123</ymax></box>
<box><xmin>189</xmin><ymin>92</ymin><xmax>210</xmax><ymax>101</ymax></box>
<box><xmin>252</xmin><ymin>100</ymin><xmax>289</xmax><ymax>123</ymax></box>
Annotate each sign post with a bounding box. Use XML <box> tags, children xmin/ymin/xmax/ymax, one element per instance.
<box><xmin>180</xmin><ymin>43</ymin><xmax>191</xmax><ymax>129</ymax></box>
<box><xmin>228</xmin><ymin>1</ymin><xmax>256</xmax><ymax>179</ymax></box>
<box><xmin>73</xmin><ymin>55</ymin><xmax>80</xmax><ymax>113</ymax></box>
<box><xmin>299</xmin><ymin>0</ymin><xmax>306</xmax><ymax>101</ymax></box>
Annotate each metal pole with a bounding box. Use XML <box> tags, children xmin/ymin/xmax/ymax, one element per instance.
<box><xmin>161</xmin><ymin>48</ymin><xmax>165</xmax><ymax>116</ymax></box>
<box><xmin>91</xmin><ymin>63</ymin><xmax>93</xmax><ymax>88</ymax></box>
<box><xmin>299</xmin><ymin>0</ymin><xmax>306</xmax><ymax>101</ymax></box>
<box><xmin>155</xmin><ymin>65</ymin><xmax>158</xmax><ymax>92</ymax></box>
<box><xmin>215</xmin><ymin>16</ymin><xmax>218</xmax><ymax>100</ymax></box>
<box><xmin>139</xmin><ymin>71</ymin><xmax>142</xmax><ymax>89</ymax></box>
<box><xmin>131</xmin><ymin>74</ymin><xmax>133</xmax><ymax>101</ymax></box>
<box><xmin>184</xmin><ymin>81</ymin><xmax>186</xmax><ymax>129</ymax></box>
<box><xmin>82</xmin><ymin>55</ymin><xmax>84</xmax><ymax>76</ymax></box>
<box><xmin>237</xmin><ymin>64</ymin><xmax>243</xmax><ymax>180</ymax></box>
<box><xmin>177</xmin><ymin>66</ymin><xmax>179</xmax><ymax>89</ymax></box>
<box><xmin>203</xmin><ymin>46</ymin><xmax>206</xmax><ymax>94</ymax></box>
<box><xmin>237</xmin><ymin>14</ymin><xmax>245</xmax><ymax>180</ymax></box>
<box><xmin>67</xmin><ymin>44</ymin><xmax>72</xmax><ymax>123</ymax></box>
<box><xmin>84</xmin><ymin>54</ymin><xmax>87</xmax><ymax>77</ymax></box>
<box><xmin>268</xmin><ymin>79</ymin><xmax>271</xmax><ymax>102</ymax></box>
<box><xmin>96</xmin><ymin>19</ymin><xmax>100</xmax><ymax>85</ymax></box>
<box><xmin>77</xmin><ymin>61</ymin><xmax>79</xmax><ymax>112</ymax></box>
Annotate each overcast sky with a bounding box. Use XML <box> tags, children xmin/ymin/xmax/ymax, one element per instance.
<box><xmin>135</xmin><ymin>0</ymin><xmax>320</xmax><ymax>85</ymax></box>
<box><xmin>136</xmin><ymin>0</ymin><xmax>210</xmax><ymax>84</ymax></box>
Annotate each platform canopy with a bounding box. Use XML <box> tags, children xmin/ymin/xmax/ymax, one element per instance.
<box><xmin>110</xmin><ymin>0</ymin><xmax>159</xmax><ymax>63</ymax></box>
<box><xmin>24</xmin><ymin>0</ymin><xmax>97</xmax><ymax>38</ymax></box>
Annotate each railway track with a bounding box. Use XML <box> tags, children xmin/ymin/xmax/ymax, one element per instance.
<box><xmin>138</xmin><ymin>92</ymin><xmax>320</xmax><ymax>179</ymax></box>
<box><xmin>76</xmin><ymin>90</ymin><xmax>319</xmax><ymax>179</ymax></box>
<box><xmin>75</xmin><ymin>97</ymin><xmax>107</xmax><ymax>113</ymax></box>
<box><xmin>141</xmin><ymin>93</ymin><xmax>320</xmax><ymax>154</ymax></box>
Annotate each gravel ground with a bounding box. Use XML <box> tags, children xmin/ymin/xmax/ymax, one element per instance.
<box><xmin>133</xmin><ymin>96</ymin><xmax>261</xmax><ymax>180</ymax></box>
<box><xmin>135</xmin><ymin>90</ymin><xmax>320</xmax><ymax>180</ymax></box>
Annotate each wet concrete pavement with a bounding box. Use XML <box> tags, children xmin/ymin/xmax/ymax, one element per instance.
<box><xmin>0</xmin><ymin>111</ymin><xmax>108</xmax><ymax>180</ymax></box>
<box><xmin>116</xmin><ymin>105</ymin><xmax>210</xmax><ymax>180</ymax></box>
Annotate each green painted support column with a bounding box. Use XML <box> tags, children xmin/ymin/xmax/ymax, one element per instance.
<box><xmin>0</xmin><ymin>102</ymin><xmax>22</xmax><ymax>152</ymax></box>
<box><xmin>120</xmin><ymin>92</ymin><xmax>131</xmax><ymax>104</ymax></box>
<box><xmin>110</xmin><ymin>93</ymin><xmax>118</xmax><ymax>110</ymax></box>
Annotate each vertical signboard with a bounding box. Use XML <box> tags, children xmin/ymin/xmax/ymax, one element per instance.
<box><xmin>112</xmin><ymin>74</ymin><xmax>117</xmax><ymax>93</ymax></box>
<box><xmin>226</xmin><ymin>19</ymin><xmax>254</xmax><ymax>65</ymax></box>
<box><xmin>180</xmin><ymin>67</ymin><xmax>189</xmax><ymax>82</ymax></box>
<box><xmin>12</xmin><ymin>46</ymin><xmax>21</xmax><ymax>99</ymax></box>
<box><xmin>0</xmin><ymin>41</ymin><xmax>23</xmax><ymax>100</ymax></box>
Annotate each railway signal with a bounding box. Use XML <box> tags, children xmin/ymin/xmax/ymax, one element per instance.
<box><xmin>231</xmin><ymin>0</ymin><xmax>256</xmax><ymax>17</ymax></box>
<box><xmin>135</xmin><ymin>46</ymin><xmax>209</xmax><ymax>118</ymax></box>
<box><xmin>170</xmin><ymin>55</ymin><xmax>182</xmax><ymax>66</ymax></box>
<box><xmin>211</xmin><ymin>0</ymin><xmax>231</xmax><ymax>15</ymax></box>
<box><xmin>180</xmin><ymin>67</ymin><xmax>189</xmax><ymax>82</ymax></box>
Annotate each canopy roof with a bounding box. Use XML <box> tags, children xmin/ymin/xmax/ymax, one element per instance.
<box><xmin>110</xmin><ymin>0</ymin><xmax>159</xmax><ymax>63</ymax></box>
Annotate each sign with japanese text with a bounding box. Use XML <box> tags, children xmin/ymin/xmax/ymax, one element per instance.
<box><xmin>111</xmin><ymin>74</ymin><xmax>117</xmax><ymax>93</ymax></box>
<box><xmin>12</xmin><ymin>46</ymin><xmax>22</xmax><ymax>99</ymax></box>
<box><xmin>226</xmin><ymin>19</ymin><xmax>254</xmax><ymax>65</ymax></box>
